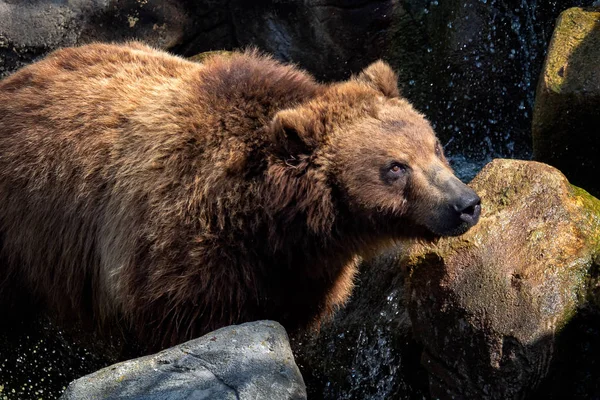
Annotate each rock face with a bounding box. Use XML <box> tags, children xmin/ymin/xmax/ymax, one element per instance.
<box><xmin>0</xmin><ymin>0</ymin><xmax>203</xmax><ymax>78</ymax></box>
<box><xmin>61</xmin><ymin>321</ymin><xmax>306</xmax><ymax>400</ymax></box>
<box><xmin>403</xmin><ymin>159</ymin><xmax>600</xmax><ymax>399</ymax></box>
<box><xmin>532</xmin><ymin>6</ymin><xmax>600</xmax><ymax>197</ymax></box>
<box><xmin>227</xmin><ymin>0</ymin><xmax>396</xmax><ymax>82</ymax></box>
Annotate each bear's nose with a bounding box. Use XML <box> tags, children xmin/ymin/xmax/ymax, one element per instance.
<box><xmin>453</xmin><ymin>192</ymin><xmax>481</xmax><ymax>226</ymax></box>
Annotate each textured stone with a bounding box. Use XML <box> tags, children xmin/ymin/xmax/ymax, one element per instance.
<box><xmin>61</xmin><ymin>321</ymin><xmax>306</xmax><ymax>400</ymax></box>
<box><xmin>532</xmin><ymin>6</ymin><xmax>600</xmax><ymax>197</ymax></box>
<box><xmin>227</xmin><ymin>0</ymin><xmax>396</xmax><ymax>82</ymax></box>
<box><xmin>403</xmin><ymin>159</ymin><xmax>600</xmax><ymax>399</ymax></box>
<box><xmin>0</xmin><ymin>0</ymin><xmax>206</xmax><ymax>78</ymax></box>
<box><xmin>294</xmin><ymin>158</ymin><xmax>600</xmax><ymax>400</ymax></box>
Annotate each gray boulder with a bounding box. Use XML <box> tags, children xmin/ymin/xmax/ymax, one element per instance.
<box><xmin>61</xmin><ymin>320</ymin><xmax>306</xmax><ymax>400</ymax></box>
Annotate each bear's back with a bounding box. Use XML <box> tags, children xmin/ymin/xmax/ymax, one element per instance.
<box><xmin>0</xmin><ymin>42</ymin><xmax>323</xmax><ymax>339</ymax></box>
<box><xmin>0</xmin><ymin>42</ymin><xmax>209</xmax><ymax>323</ymax></box>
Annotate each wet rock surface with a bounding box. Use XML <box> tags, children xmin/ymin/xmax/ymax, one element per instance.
<box><xmin>292</xmin><ymin>249</ymin><xmax>429</xmax><ymax>400</ymax></box>
<box><xmin>226</xmin><ymin>0</ymin><xmax>396</xmax><ymax>82</ymax></box>
<box><xmin>60</xmin><ymin>321</ymin><xmax>306</xmax><ymax>400</ymax></box>
<box><xmin>532</xmin><ymin>6</ymin><xmax>600</xmax><ymax>197</ymax></box>
<box><xmin>403</xmin><ymin>159</ymin><xmax>600</xmax><ymax>399</ymax></box>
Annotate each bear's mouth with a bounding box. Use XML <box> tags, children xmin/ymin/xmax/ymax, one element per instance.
<box><xmin>383</xmin><ymin>220</ymin><xmax>439</xmax><ymax>241</ymax></box>
<box><xmin>423</xmin><ymin>204</ymin><xmax>481</xmax><ymax>237</ymax></box>
<box><xmin>428</xmin><ymin>220</ymin><xmax>474</xmax><ymax>237</ymax></box>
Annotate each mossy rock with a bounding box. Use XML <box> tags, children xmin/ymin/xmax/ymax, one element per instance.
<box><xmin>188</xmin><ymin>50</ymin><xmax>235</xmax><ymax>64</ymax></box>
<box><xmin>403</xmin><ymin>159</ymin><xmax>600</xmax><ymax>399</ymax></box>
<box><xmin>532</xmin><ymin>7</ymin><xmax>600</xmax><ymax>197</ymax></box>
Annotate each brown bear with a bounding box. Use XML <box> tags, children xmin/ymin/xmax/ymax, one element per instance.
<box><xmin>0</xmin><ymin>42</ymin><xmax>480</xmax><ymax>352</ymax></box>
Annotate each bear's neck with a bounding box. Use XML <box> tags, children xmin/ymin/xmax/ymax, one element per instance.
<box><xmin>246</xmin><ymin>202</ymin><xmax>393</xmax><ymax>328</ymax></box>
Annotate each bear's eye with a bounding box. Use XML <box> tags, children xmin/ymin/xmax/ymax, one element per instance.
<box><xmin>390</xmin><ymin>164</ymin><xmax>404</xmax><ymax>173</ymax></box>
<box><xmin>384</xmin><ymin>162</ymin><xmax>408</xmax><ymax>181</ymax></box>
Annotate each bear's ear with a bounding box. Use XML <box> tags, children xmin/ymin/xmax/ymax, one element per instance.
<box><xmin>355</xmin><ymin>60</ymin><xmax>400</xmax><ymax>98</ymax></box>
<box><xmin>269</xmin><ymin>107</ymin><xmax>323</xmax><ymax>160</ymax></box>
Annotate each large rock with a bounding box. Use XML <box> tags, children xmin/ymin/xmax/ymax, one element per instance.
<box><xmin>61</xmin><ymin>321</ymin><xmax>306</xmax><ymax>400</ymax></box>
<box><xmin>532</xmin><ymin>6</ymin><xmax>600</xmax><ymax>197</ymax></box>
<box><xmin>403</xmin><ymin>159</ymin><xmax>600</xmax><ymax>399</ymax></box>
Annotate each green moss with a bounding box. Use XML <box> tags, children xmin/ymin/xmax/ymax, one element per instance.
<box><xmin>497</xmin><ymin>187</ymin><xmax>512</xmax><ymax>207</ymax></box>
<box><xmin>544</xmin><ymin>8</ymin><xmax>600</xmax><ymax>94</ymax></box>
<box><xmin>571</xmin><ymin>185</ymin><xmax>600</xmax><ymax>249</ymax></box>
<box><xmin>529</xmin><ymin>229</ymin><xmax>544</xmax><ymax>243</ymax></box>
<box><xmin>566</xmin><ymin>185</ymin><xmax>600</xmax><ymax>315</ymax></box>
<box><xmin>572</xmin><ymin>185</ymin><xmax>600</xmax><ymax>216</ymax></box>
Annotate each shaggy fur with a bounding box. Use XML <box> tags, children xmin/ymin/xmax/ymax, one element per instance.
<box><xmin>0</xmin><ymin>42</ymin><xmax>477</xmax><ymax>352</ymax></box>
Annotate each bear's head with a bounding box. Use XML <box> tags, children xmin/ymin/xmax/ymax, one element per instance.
<box><xmin>266</xmin><ymin>61</ymin><xmax>481</xmax><ymax>239</ymax></box>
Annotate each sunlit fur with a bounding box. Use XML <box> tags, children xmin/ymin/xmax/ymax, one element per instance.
<box><xmin>0</xmin><ymin>42</ymin><xmax>472</xmax><ymax>352</ymax></box>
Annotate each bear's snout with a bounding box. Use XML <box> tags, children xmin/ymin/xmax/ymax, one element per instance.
<box><xmin>417</xmin><ymin>172</ymin><xmax>482</xmax><ymax>237</ymax></box>
<box><xmin>434</xmin><ymin>181</ymin><xmax>481</xmax><ymax>236</ymax></box>
<box><xmin>452</xmin><ymin>190</ymin><xmax>481</xmax><ymax>227</ymax></box>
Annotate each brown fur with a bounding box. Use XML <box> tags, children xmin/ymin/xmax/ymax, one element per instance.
<box><xmin>0</xmin><ymin>42</ymin><xmax>475</xmax><ymax>352</ymax></box>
